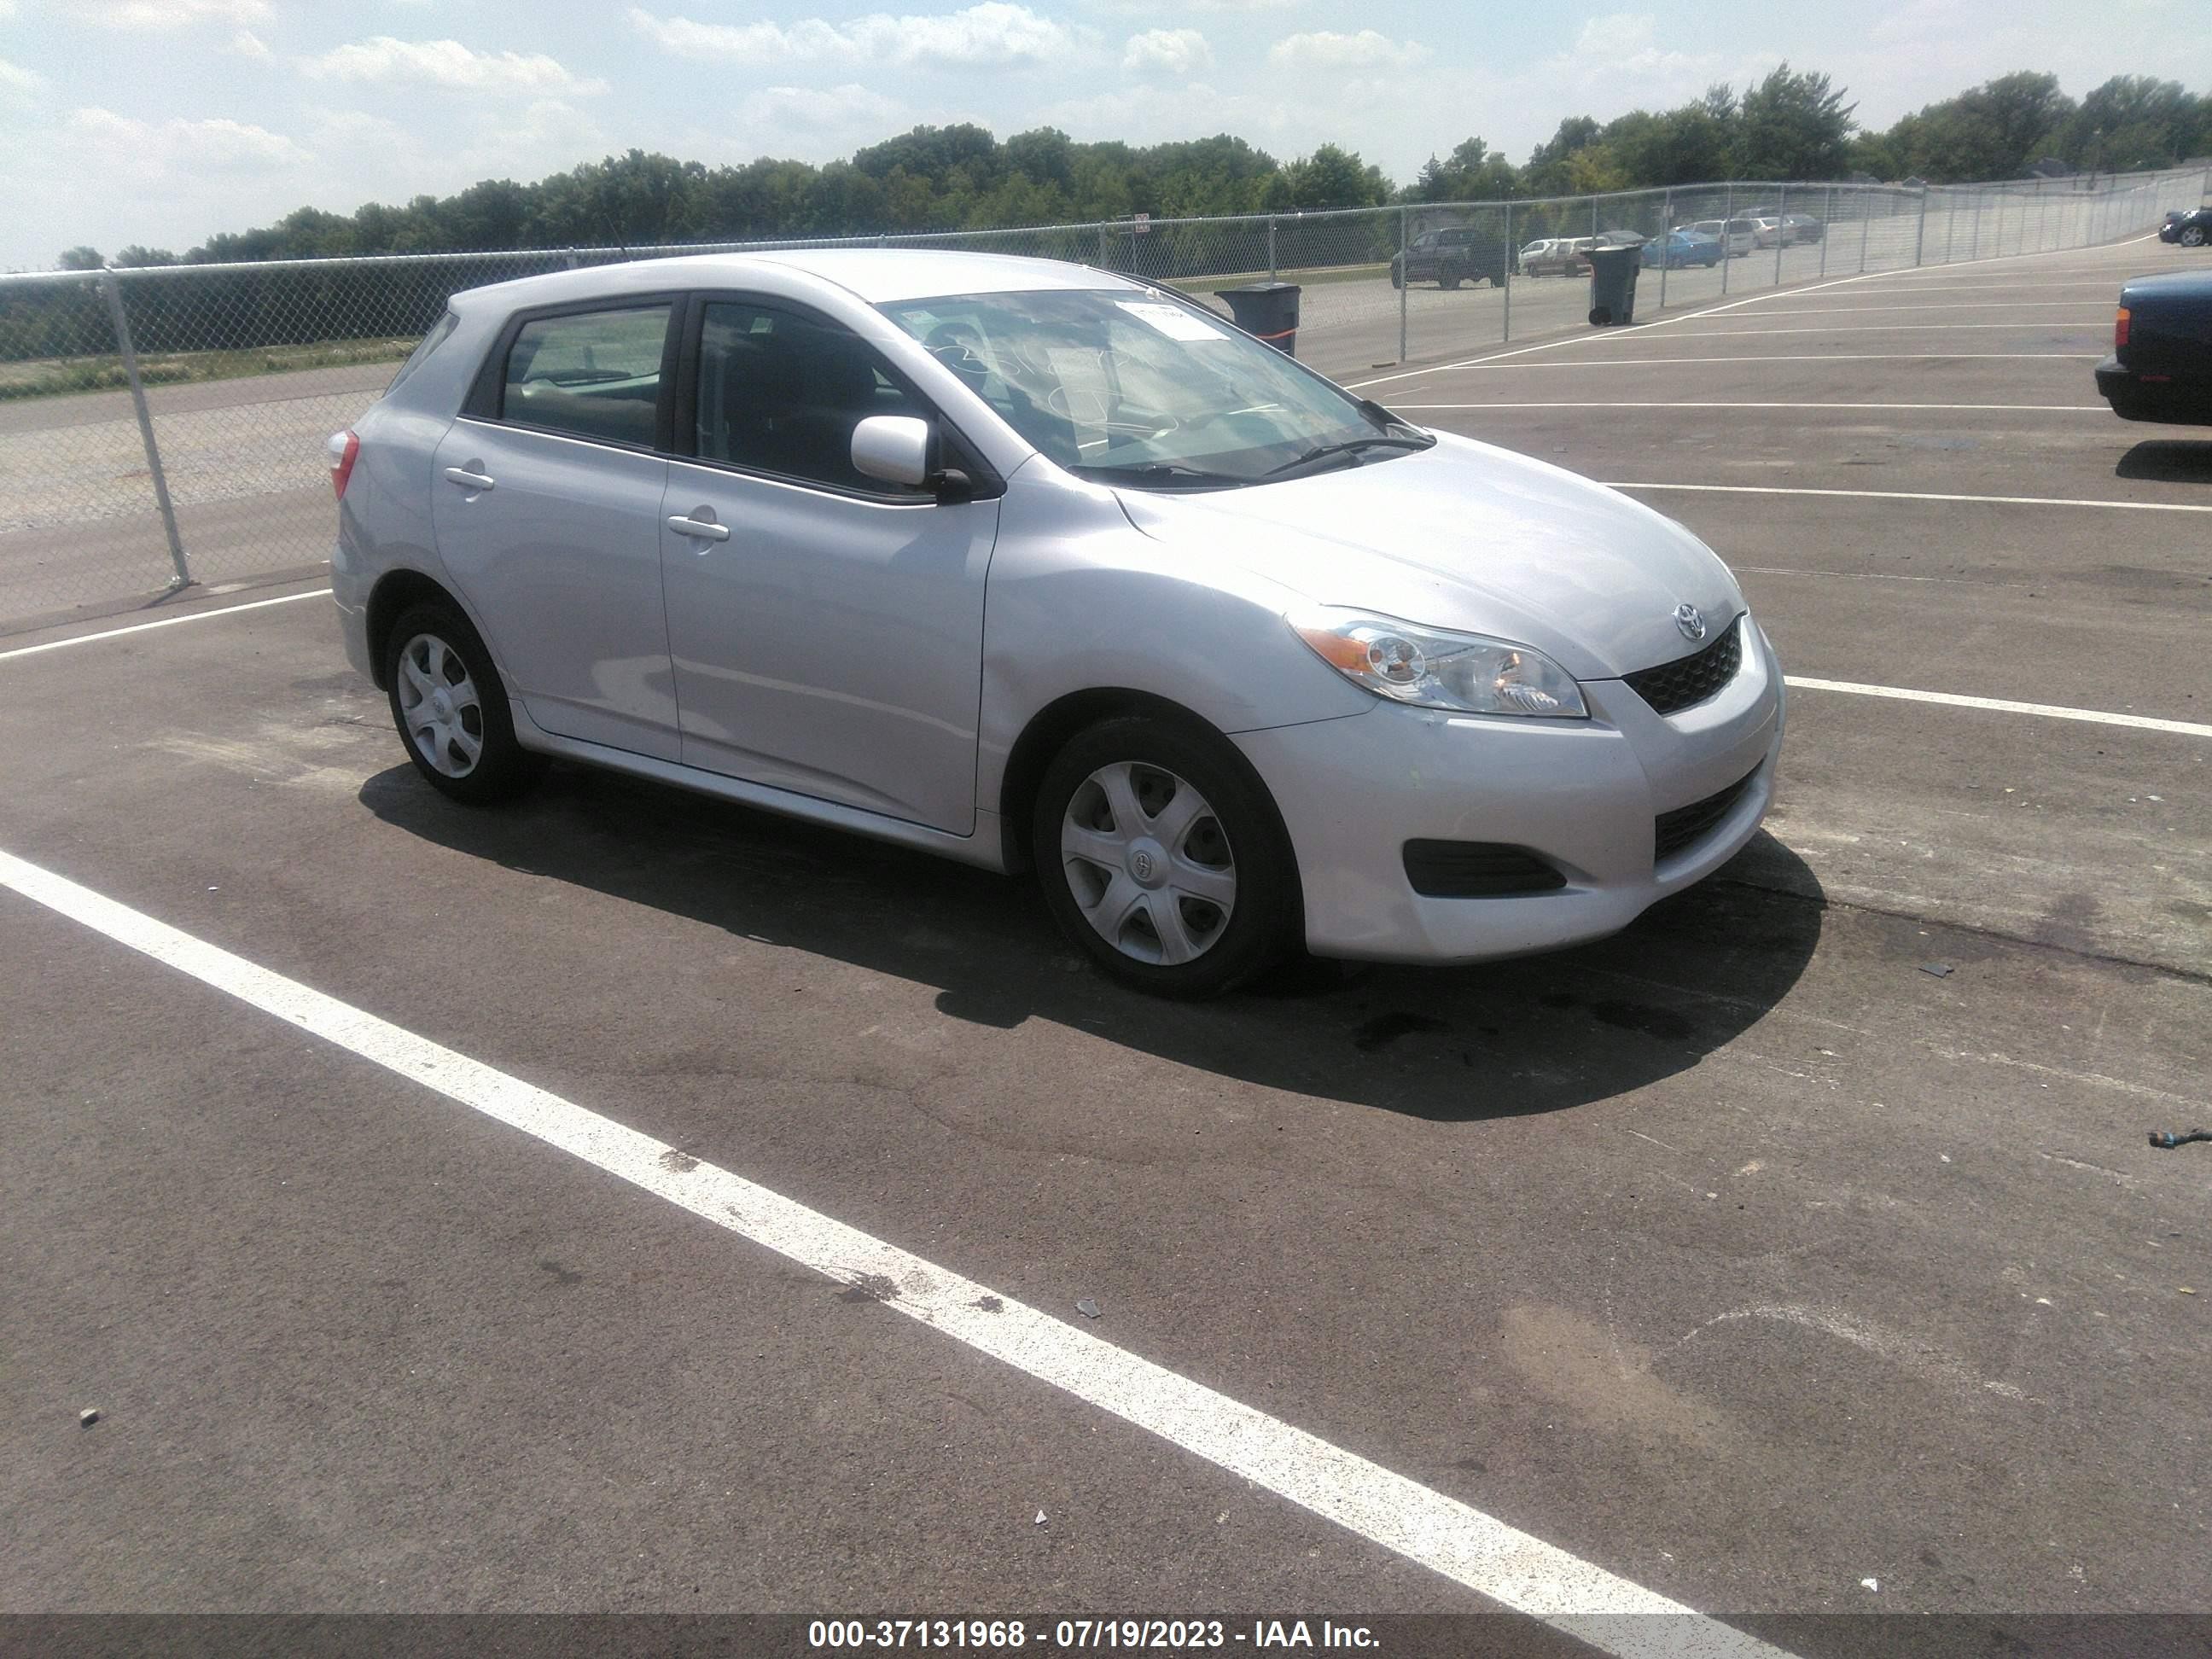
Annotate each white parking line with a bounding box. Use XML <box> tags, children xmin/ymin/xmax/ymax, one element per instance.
<box><xmin>1784</xmin><ymin>678</ymin><xmax>2212</xmax><ymax>740</ymax></box>
<box><xmin>1606</xmin><ymin>481</ymin><xmax>2212</xmax><ymax>513</ymax></box>
<box><xmin>1662</xmin><ymin>322</ymin><xmax>2107</xmax><ymax>337</ymax></box>
<box><xmin>1420</xmin><ymin>354</ymin><xmax>2100</xmax><ymax>370</ymax></box>
<box><xmin>1743</xmin><ymin>303</ymin><xmax>2105</xmax><ymax>314</ymax></box>
<box><xmin>1749</xmin><ymin>285</ymin><xmax>2125</xmax><ymax>300</ymax></box>
<box><xmin>0</xmin><ymin>844</ymin><xmax>1789</xmax><ymax>1659</ymax></box>
<box><xmin>0</xmin><ymin>589</ymin><xmax>330</xmax><ymax>663</ymax></box>
<box><xmin>1403</xmin><ymin>402</ymin><xmax>2103</xmax><ymax>413</ymax></box>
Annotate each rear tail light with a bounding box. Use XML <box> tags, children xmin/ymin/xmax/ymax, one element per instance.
<box><xmin>328</xmin><ymin>428</ymin><xmax>359</xmax><ymax>500</ymax></box>
<box><xmin>2114</xmin><ymin>306</ymin><xmax>2130</xmax><ymax>351</ymax></box>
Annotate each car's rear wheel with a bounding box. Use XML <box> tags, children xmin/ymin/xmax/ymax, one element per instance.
<box><xmin>384</xmin><ymin>600</ymin><xmax>544</xmax><ymax>806</ymax></box>
<box><xmin>1033</xmin><ymin>716</ymin><xmax>1297</xmax><ymax>998</ymax></box>
<box><xmin>2183</xmin><ymin>225</ymin><xmax>2208</xmax><ymax>247</ymax></box>
<box><xmin>1441</xmin><ymin>275</ymin><xmax>1462</xmax><ymax>290</ymax></box>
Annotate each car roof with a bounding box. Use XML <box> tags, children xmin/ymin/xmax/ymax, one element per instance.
<box><xmin>455</xmin><ymin>247</ymin><xmax>1149</xmax><ymax>311</ymax></box>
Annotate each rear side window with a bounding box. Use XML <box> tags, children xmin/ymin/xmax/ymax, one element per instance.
<box><xmin>500</xmin><ymin>304</ymin><xmax>671</xmax><ymax>448</ymax></box>
<box><xmin>387</xmin><ymin>311</ymin><xmax>457</xmax><ymax>394</ymax></box>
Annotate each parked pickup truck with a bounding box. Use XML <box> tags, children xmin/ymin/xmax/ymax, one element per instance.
<box><xmin>2095</xmin><ymin>270</ymin><xmax>2212</xmax><ymax>425</ymax></box>
<box><xmin>1390</xmin><ymin>225</ymin><xmax>1511</xmax><ymax>289</ymax></box>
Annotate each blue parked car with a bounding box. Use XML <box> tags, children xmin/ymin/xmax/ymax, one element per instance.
<box><xmin>1641</xmin><ymin>230</ymin><xmax>1723</xmax><ymax>269</ymax></box>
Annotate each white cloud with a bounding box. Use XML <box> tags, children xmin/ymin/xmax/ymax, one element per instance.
<box><xmin>1266</xmin><ymin>29</ymin><xmax>1429</xmax><ymax>74</ymax></box>
<box><xmin>627</xmin><ymin>3</ymin><xmax>1082</xmax><ymax>70</ymax></box>
<box><xmin>0</xmin><ymin>55</ymin><xmax>40</xmax><ymax>97</ymax></box>
<box><xmin>57</xmin><ymin>0</ymin><xmax>271</xmax><ymax>26</ymax></box>
<box><xmin>1122</xmin><ymin>27</ymin><xmax>1211</xmax><ymax>76</ymax></box>
<box><xmin>302</xmin><ymin>37</ymin><xmax>608</xmax><ymax>95</ymax></box>
<box><xmin>66</xmin><ymin>107</ymin><xmax>310</xmax><ymax>172</ymax></box>
<box><xmin>228</xmin><ymin>28</ymin><xmax>271</xmax><ymax>60</ymax></box>
<box><xmin>742</xmin><ymin>82</ymin><xmax>905</xmax><ymax>134</ymax></box>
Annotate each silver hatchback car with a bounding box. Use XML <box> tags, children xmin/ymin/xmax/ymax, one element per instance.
<box><xmin>331</xmin><ymin>250</ymin><xmax>1782</xmax><ymax>997</ymax></box>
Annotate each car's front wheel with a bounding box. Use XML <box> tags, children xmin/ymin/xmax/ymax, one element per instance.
<box><xmin>383</xmin><ymin>600</ymin><xmax>544</xmax><ymax>805</ymax></box>
<box><xmin>1033</xmin><ymin>716</ymin><xmax>1298</xmax><ymax>998</ymax></box>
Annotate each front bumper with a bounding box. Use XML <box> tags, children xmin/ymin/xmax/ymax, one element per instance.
<box><xmin>1237</xmin><ymin>617</ymin><xmax>1784</xmax><ymax>964</ymax></box>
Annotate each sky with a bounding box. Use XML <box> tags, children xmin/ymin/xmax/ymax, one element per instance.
<box><xmin>1</xmin><ymin>0</ymin><xmax>2205</xmax><ymax>268</ymax></box>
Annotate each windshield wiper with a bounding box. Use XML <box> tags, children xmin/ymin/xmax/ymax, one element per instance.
<box><xmin>1068</xmin><ymin>460</ymin><xmax>1239</xmax><ymax>488</ymax></box>
<box><xmin>1263</xmin><ymin>433</ymin><xmax>1435</xmax><ymax>479</ymax></box>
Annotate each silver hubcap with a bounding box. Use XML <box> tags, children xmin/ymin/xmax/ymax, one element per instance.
<box><xmin>1061</xmin><ymin>761</ymin><xmax>1236</xmax><ymax>966</ymax></box>
<box><xmin>395</xmin><ymin>632</ymin><xmax>484</xmax><ymax>778</ymax></box>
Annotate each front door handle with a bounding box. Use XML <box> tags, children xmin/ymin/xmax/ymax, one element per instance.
<box><xmin>443</xmin><ymin>466</ymin><xmax>495</xmax><ymax>491</ymax></box>
<box><xmin>666</xmin><ymin>514</ymin><xmax>731</xmax><ymax>543</ymax></box>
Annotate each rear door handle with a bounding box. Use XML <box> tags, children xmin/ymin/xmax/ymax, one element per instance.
<box><xmin>666</xmin><ymin>514</ymin><xmax>731</xmax><ymax>543</ymax></box>
<box><xmin>443</xmin><ymin>467</ymin><xmax>495</xmax><ymax>491</ymax></box>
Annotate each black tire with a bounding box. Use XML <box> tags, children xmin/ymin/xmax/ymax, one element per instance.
<box><xmin>382</xmin><ymin>599</ymin><xmax>545</xmax><ymax>806</ymax></box>
<box><xmin>1032</xmin><ymin>715</ymin><xmax>1300</xmax><ymax>999</ymax></box>
<box><xmin>1441</xmin><ymin>274</ymin><xmax>1462</xmax><ymax>290</ymax></box>
<box><xmin>2183</xmin><ymin>225</ymin><xmax>2208</xmax><ymax>247</ymax></box>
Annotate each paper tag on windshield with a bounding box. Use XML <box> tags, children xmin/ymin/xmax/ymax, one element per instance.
<box><xmin>1115</xmin><ymin>300</ymin><xmax>1232</xmax><ymax>342</ymax></box>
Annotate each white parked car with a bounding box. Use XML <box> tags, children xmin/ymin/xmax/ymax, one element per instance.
<box><xmin>330</xmin><ymin>251</ymin><xmax>1783</xmax><ymax>997</ymax></box>
<box><xmin>1683</xmin><ymin>219</ymin><xmax>1758</xmax><ymax>258</ymax></box>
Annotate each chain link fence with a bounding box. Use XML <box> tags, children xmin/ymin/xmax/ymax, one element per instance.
<box><xmin>3</xmin><ymin>165</ymin><xmax>2204</xmax><ymax>632</ymax></box>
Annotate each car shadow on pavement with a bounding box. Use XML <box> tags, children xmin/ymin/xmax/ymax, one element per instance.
<box><xmin>360</xmin><ymin>761</ymin><xmax>1825</xmax><ymax>1121</ymax></box>
<box><xmin>2114</xmin><ymin>438</ymin><xmax>2212</xmax><ymax>482</ymax></box>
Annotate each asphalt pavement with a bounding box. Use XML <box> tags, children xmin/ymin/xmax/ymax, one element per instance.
<box><xmin>2</xmin><ymin>229</ymin><xmax>2209</xmax><ymax>1655</ymax></box>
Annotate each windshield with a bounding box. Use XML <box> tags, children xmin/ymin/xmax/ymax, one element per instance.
<box><xmin>877</xmin><ymin>287</ymin><xmax>1427</xmax><ymax>490</ymax></box>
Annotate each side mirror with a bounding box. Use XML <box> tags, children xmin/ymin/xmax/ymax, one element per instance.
<box><xmin>851</xmin><ymin>415</ymin><xmax>933</xmax><ymax>489</ymax></box>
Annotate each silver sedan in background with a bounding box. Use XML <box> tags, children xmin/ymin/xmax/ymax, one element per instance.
<box><xmin>330</xmin><ymin>250</ymin><xmax>1782</xmax><ymax>998</ymax></box>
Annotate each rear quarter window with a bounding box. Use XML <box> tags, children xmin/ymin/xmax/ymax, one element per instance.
<box><xmin>387</xmin><ymin>311</ymin><xmax>458</xmax><ymax>394</ymax></box>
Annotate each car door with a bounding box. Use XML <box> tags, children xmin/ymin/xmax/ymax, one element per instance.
<box><xmin>658</xmin><ymin>295</ymin><xmax>1000</xmax><ymax>835</ymax></box>
<box><xmin>432</xmin><ymin>298</ymin><xmax>680</xmax><ymax>759</ymax></box>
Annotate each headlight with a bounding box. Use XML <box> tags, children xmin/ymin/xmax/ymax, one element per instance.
<box><xmin>1289</xmin><ymin>607</ymin><xmax>1588</xmax><ymax>719</ymax></box>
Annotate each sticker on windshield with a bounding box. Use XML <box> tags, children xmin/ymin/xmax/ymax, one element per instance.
<box><xmin>1115</xmin><ymin>300</ymin><xmax>1233</xmax><ymax>342</ymax></box>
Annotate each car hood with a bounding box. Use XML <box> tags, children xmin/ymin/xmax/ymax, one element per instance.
<box><xmin>1113</xmin><ymin>430</ymin><xmax>1745</xmax><ymax>680</ymax></box>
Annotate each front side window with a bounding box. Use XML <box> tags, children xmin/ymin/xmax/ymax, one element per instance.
<box><xmin>501</xmin><ymin>304</ymin><xmax>670</xmax><ymax>448</ymax></box>
<box><xmin>694</xmin><ymin>300</ymin><xmax>925</xmax><ymax>493</ymax></box>
<box><xmin>878</xmin><ymin>288</ymin><xmax>1429</xmax><ymax>491</ymax></box>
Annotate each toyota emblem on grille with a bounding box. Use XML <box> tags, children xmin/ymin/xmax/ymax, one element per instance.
<box><xmin>1674</xmin><ymin>602</ymin><xmax>1707</xmax><ymax>642</ymax></box>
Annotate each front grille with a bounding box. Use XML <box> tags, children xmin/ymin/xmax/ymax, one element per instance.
<box><xmin>1403</xmin><ymin>841</ymin><xmax>1567</xmax><ymax>899</ymax></box>
<box><xmin>1654</xmin><ymin>768</ymin><xmax>1759</xmax><ymax>864</ymax></box>
<box><xmin>1624</xmin><ymin>616</ymin><xmax>1743</xmax><ymax>716</ymax></box>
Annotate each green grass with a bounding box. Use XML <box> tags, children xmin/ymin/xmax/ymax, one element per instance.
<box><xmin>1169</xmin><ymin>262</ymin><xmax>1392</xmax><ymax>295</ymax></box>
<box><xmin>0</xmin><ymin>335</ymin><xmax>418</xmax><ymax>403</ymax></box>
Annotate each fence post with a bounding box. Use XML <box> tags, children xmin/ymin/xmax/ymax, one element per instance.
<box><xmin>1993</xmin><ymin>186</ymin><xmax>2006</xmax><ymax>259</ymax></box>
<box><xmin>1657</xmin><ymin>188</ymin><xmax>1670</xmax><ymax>311</ymax></box>
<box><xmin>1969</xmin><ymin>189</ymin><xmax>1982</xmax><ymax>260</ymax></box>
<box><xmin>98</xmin><ymin>268</ymin><xmax>190</xmax><ymax>592</ymax></box>
<box><xmin>1773</xmin><ymin>182</ymin><xmax>1787</xmax><ymax>286</ymax></box>
<box><xmin>1267</xmin><ymin>214</ymin><xmax>1278</xmax><ymax>282</ymax></box>
<box><xmin>1097</xmin><ymin>222</ymin><xmax>1109</xmax><ymax>267</ymax></box>
<box><xmin>1819</xmin><ymin>184</ymin><xmax>1831</xmax><ymax>278</ymax></box>
<box><xmin>1501</xmin><ymin>198</ymin><xmax>1513</xmax><ymax>341</ymax></box>
<box><xmin>562</xmin><ymin>247</ymin><xmax>579</xmax><ymax>270</ymax></box>
<box><xmin>1911</xmin><ymin>187</ymin><xmax>1926</xmax><ymax>268</ymax></box>
<box><xmin>1720</xmin><ymin>183</ymin><xmax>1732</xmax><ymax>294</ymax></box>
<box><xmin>1398</xmin><ymin>205</ymin><xmax>1410</xmax><ymax>363</ymax></box>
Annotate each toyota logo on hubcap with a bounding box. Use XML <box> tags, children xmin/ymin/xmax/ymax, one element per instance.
<box><xmin>1131</xmin><ymin>850</ymin><xmax>1155</xmax><ymax>881</ymax></box>
<box><xmin>1674</xmin><ymin>602</ymin><xmax>1707</xmax><ymax>642</ymax></box>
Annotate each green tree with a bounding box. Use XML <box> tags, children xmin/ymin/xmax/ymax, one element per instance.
<box><xmin>56</xmin><ymin>247</ymin><xmax>105</xmax><ymax>270</ymax></box>
<box><xmin>1736</xmin><ymin>63</ymin><xmax>1857</xmax><ymax>178</ymax></box>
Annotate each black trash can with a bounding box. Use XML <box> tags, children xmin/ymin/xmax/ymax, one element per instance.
<box><xmin>1585</xmin><ymin>243</ymin><xmax>1644</xmax><ymax>327</ymax></box>
<box><xmin>1219</xmin><ymin>281</ymin><xmax>1301</xmax><ymax>355</ymax></box>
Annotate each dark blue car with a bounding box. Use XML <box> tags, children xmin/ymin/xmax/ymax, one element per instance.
<box><xmin>1641</xmin><ymin>230</ymin><xmax>1723</xmax><ymax>270</ymax></box>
